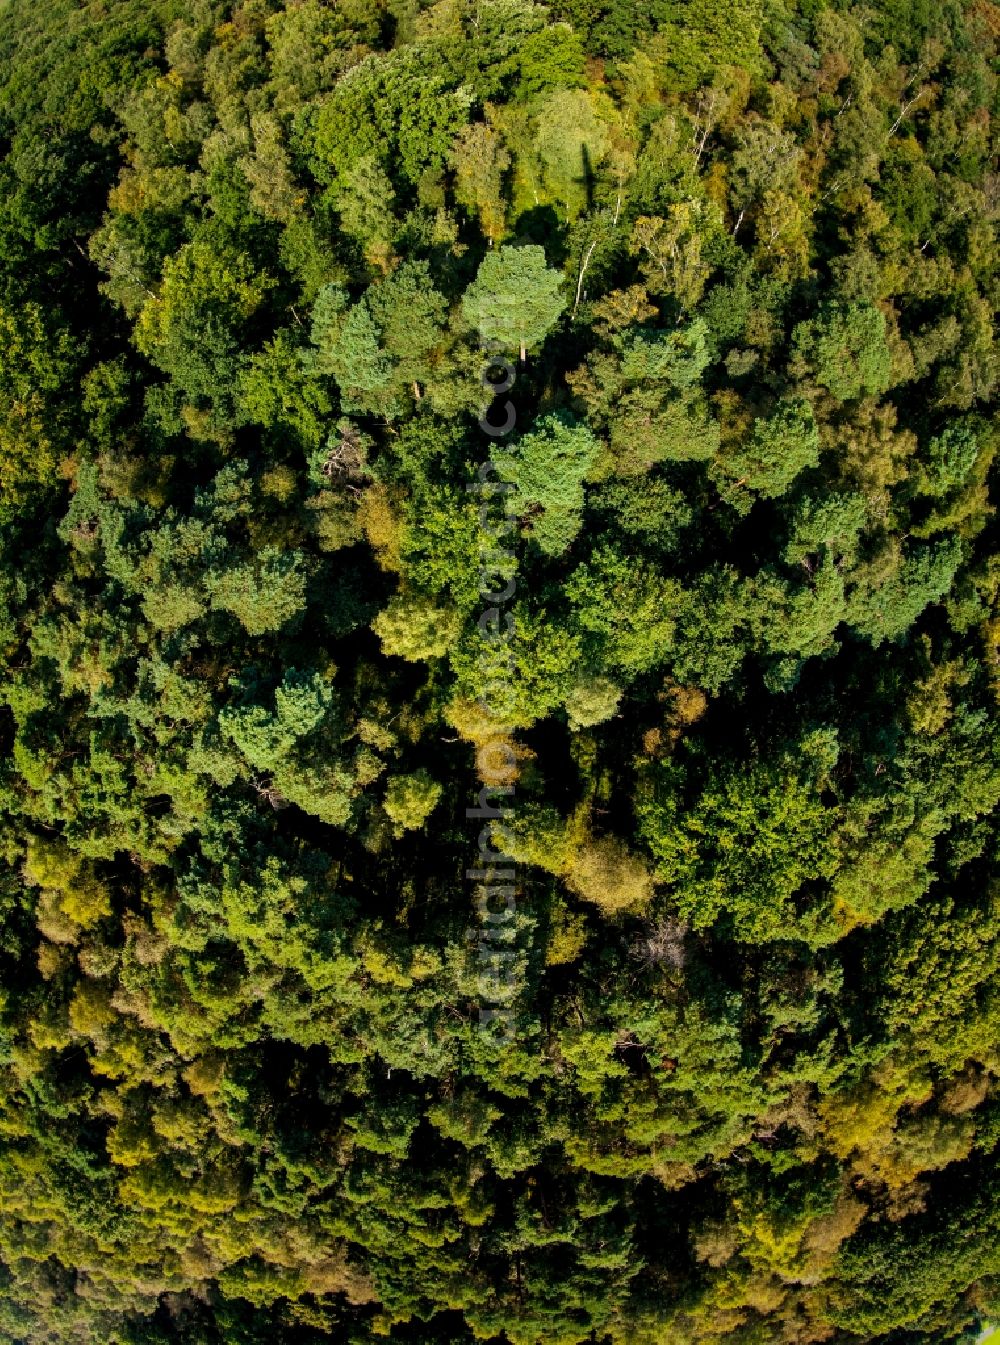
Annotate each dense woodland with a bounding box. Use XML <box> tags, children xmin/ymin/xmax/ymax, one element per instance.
<box><xmin>0</xmin><ymin>0</ymin><xmax>998</xmax><ymax>1340</ymax></box>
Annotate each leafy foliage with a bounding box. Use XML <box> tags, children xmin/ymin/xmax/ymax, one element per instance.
<box><xmin>0</xmin><ymin>0</ymin><xmax>997</xmax><ymax>1342</ymax></box>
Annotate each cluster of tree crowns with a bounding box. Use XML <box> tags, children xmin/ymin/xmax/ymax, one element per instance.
<box><xmin>0</xmin><ymin>0</ymin><xmax>997</xmax><ymax>1340</ymax></box>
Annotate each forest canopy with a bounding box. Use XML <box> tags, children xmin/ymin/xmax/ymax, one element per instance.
<box><xmin>0</xmin><ymin>0</ymin><xmax>997</xmax><ymax>1342</ymax></box>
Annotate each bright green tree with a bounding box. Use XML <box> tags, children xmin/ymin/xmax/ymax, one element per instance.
<box><xmin>461</xmin><ymin>244</ymin><xmax>566</xmax><ymax>361</ymax></box>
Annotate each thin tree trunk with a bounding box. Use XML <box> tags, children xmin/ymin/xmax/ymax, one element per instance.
<box><xmin>573</xmin><ymin>240</ymin><xmax>598</xmax><ymax>314</ymax></box>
